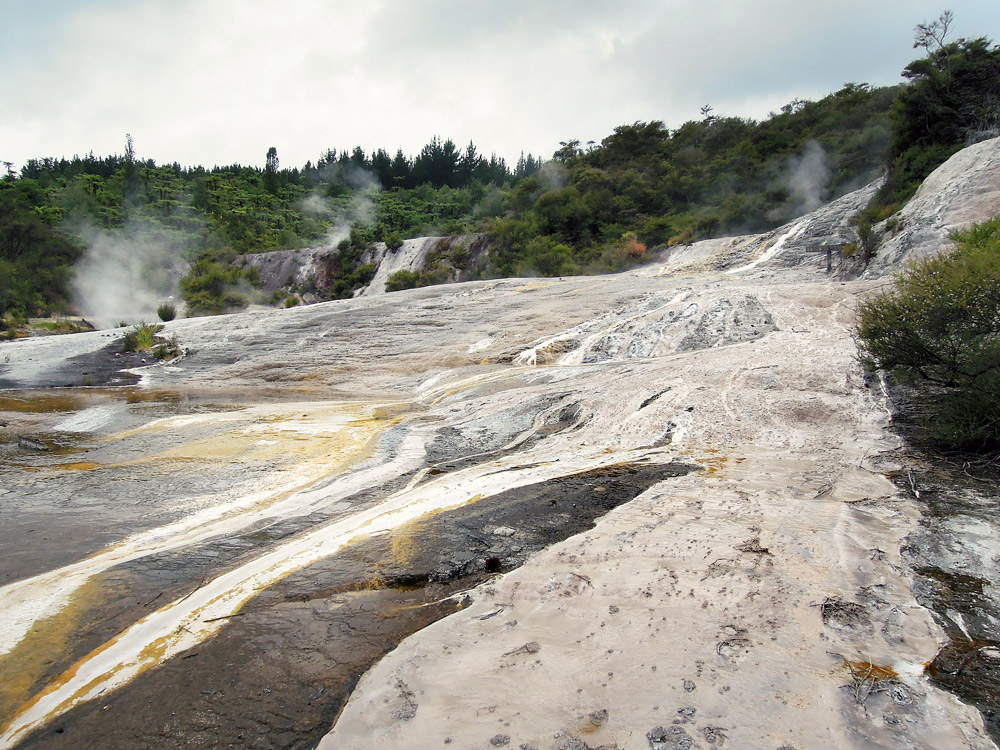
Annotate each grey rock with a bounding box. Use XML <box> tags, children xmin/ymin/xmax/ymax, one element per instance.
<box><xmin>647</xmin><ymin>725</ymin><xmax>693</xmax><ymax>750</ymax></box>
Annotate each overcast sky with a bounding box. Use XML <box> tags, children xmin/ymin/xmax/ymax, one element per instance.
<box><xmin>2</xmin><ymin>0</ymin><xmax>999</xmax><ymax>173</ymax></box>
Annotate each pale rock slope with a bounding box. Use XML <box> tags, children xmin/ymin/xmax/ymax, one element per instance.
<box><xmin>358</xmin><ymin>236</ymin><xmax>440</xmax><ymax>295</ymax></box>
<box><xmin>865</xmin><ymin>137</ymin><xmax>1000</xmax><ymax>276</ymax></box>
<box><xmin>316</xmin><ymin>142</ymin><xmax>1000</xmax><ymax>748</ymax></box>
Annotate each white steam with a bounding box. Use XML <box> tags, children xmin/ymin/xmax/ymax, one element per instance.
<box><xmin>70</xmin><ymin>221</ymin><xmax>191</xmax><ymax>328</ymax></box>
<box><xmin>299</xmin><ymin>165</ymin><xmax>379</xmax><ymax>248</ymax></box>
<box><xmin>538</xmin><ymin>161</ymin><xmax>568</xmax><ymax>192</ymax></box>
<box><xmin>786</xmin><ymin>140</ymin><xmax>831</xmax><ymax>215</ymax></box>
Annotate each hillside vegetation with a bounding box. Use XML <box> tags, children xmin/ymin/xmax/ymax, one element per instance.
<box><xmin>2</xmin><ymin>23</ymin><xmax>998</xmax><ymax>327</ymax></box>
<box><xmin>483</xmin><ymin>83</ymin><xmax>896</xmax><ymax>277</ymax></box>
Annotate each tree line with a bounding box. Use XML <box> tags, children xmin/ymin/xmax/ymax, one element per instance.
<box><xmin>2</xmin><ymin>18</ymin><xmax>998</xmax><ymax>326</ymax></box>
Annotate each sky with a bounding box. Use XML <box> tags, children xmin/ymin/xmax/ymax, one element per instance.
<box><xmin>2</xmin><ymin>0</ymin><xmax>999</xmax><ymax>173</ymax></box>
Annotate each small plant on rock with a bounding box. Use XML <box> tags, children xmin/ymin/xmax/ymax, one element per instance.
<box><xmin>121</xmin><ymin>322</ymin><xmax>181</xmax><ymax>361</ymax></box>
<box><xmin>157</xmin><ymin>302</ymin><xmax>177</xmax><ymax>322</ymax></box>
<box><xmin>385</xmin><ymin>231</ymin><xmax>404</xmax><ymax>251</ymax></box>
<box><xmin>121</xmin><ymin>322</ymin><xmax>161</xmax><ymax>353</ymax></box>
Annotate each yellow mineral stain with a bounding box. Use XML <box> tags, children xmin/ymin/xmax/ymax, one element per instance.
<box><xmin>0</xmin><ymin>387</ymin><xmax>178</xmax><ymax>417</ymax></box>
<box><xmin>558</xmin><ymin>283</ymin><xmax>602</xmax><ymax>297</ymax></box>
<box><xmin>133</xmin><ymin>632</ymin><xmax>173</xmax><ymax>668</ymax></box>
<box><xmin>0</xmin><ymin>394</ymin><xmax>87</xmax><ymax>414</ymax></box>
<box><xmin>4</xmin><ymin>588</ymin><xmax>261</xmax><ymax>743</ymax></box>
<box><xmin>842</xmin><ymin>659</ymin><xmax>898</xmax><ymax>681</ymax></box>
<box><xmin>510</xmin><ymin>281</ymin><xmax>557</xmax><ymax>293</ymax></box>
<box><xmin>697</xmin><ymin>455</ymin><xmax>729</xmax><ymax>476</ymax></box>
<box><xmin>391</xmin><ymin>518</ymin><xmax>423</xmax><ymax>566</ymax></box>
<box><xmin>0</xmin><ymin>579</ymin><xmax>106</xmax><ymax>730</ymax></box>
<box><xmin>373</xmin><ymin>402</ymin><xmax>417</xmax><ymax>421</ymax></box>
<box><xmin>3</xmin><ymin>625</ymin><xmax>157</xmax><ymax>742</ymax></box>
<box><xmin>5</xmin><ymin>413</ymin><xmax>521</xmax><ymax>742</ymax></box>
<box><xmin>53</xmin><ymin>462</ymin><xmax>102</xmax><ymax>471</ymax></box>
<box><xmin>118</xmin><ymin>406</ymin><xmax>399</xmax><ymax>482</ymax></box>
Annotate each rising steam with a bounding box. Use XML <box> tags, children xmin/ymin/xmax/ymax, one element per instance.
<box><xmin>786</xmin><ymin>140</ymin><xmax>831</xmax><ymax>216</ymax></box>
<box><xmin>70</xmin><ymin>219</ymin><xmax>192</xmax><ymax>328</ymax></box>
<box><xmin>299</xmin><ymin>164</ymin><xmax>379</xmax><ymax>247</ymax></box>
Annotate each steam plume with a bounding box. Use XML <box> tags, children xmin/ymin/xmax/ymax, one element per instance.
<box><xmin>786</xmin><ymin>140</ymin><xmax>831</xmax><ymax>215</ymax></box>
<box><xmin>70</xmin><ymin>220</ymin><xmax>190</xmax><ymax>328</ymax></box>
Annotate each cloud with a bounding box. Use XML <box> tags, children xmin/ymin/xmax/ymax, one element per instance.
<box><xmin>3</xmin><ymin>0</ymin><xmax>1000</xmax><ymax>173</ymax></box>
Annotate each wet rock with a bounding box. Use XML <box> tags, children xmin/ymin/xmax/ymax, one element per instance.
<box><xmin>582</xmin><ymin>332</ymin><xmax>628</xmax><ymax>363</ymax></box>
<box><xmin>700</xmin><ymin>726</ymin><xmax>727</xmax><ymax>746</ymax></box>
<box><xmin>646</xmin><ymin>724</ymin><xmax>693</xmax><ymax>750</ymax></box>
<box><xmin>675</xmin><ymin>706</ymin><xmax>696</xmax><ymax>723</ymax></box>
<box><xmin>17</xmin><ymin>435</ymin><xmax>49</xmax><ymax>451</ymax></box>
<box><xmin>677</xmin><ymin>296</ymin><xmax>777</xmax><ymax>352</ymax></box>
<box><xmin>819</xmin><ymin>596</ymin><xmax>872</xmax><ymax>634</ymax></box>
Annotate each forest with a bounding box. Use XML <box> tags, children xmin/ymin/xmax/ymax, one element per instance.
<box><xmin>1</xmin><ymin>27</ymin><xmax>998</xmax><ymax>326</ymax></box>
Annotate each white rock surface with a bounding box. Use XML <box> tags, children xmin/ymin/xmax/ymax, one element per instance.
<box><xmin>865</xmin><ymin>136</ymin><xmax>1000</xmax><ymax>276</ymax></box>
<box><xmin>358</xmin><ymin>236</ymin><xmax>440</xmax><ymax>295</ymax></box>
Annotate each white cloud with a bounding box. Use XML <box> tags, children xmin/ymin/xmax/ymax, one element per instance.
<box><xmin>2</xmin><ymin>0</ymin><xmax>1000</xmax><ymax>171</ymax></box>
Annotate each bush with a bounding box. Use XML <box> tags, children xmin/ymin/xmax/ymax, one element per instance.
<box><xmin>180</xmin><ymin>258</ymin><xmax>256</xmax><ymax>314</ymax></box>
<box><xmin>385</xmin><ymin>269</ymin><xmax>420</xmax><ymax>292</ymax></box>
<box><xmin>385</xmin><ymin>231</ymin><xmax>404</xmax><ymax>251</ymax></box>
<box><xmin>855</xmin><ymin>216</ymin><xmax>1000</xmax><ymax>449</ymax></box>
<box><xmin>868</xmin><ymin>34</ymin><xmax>1000</xmax><ymax>217</ymax></box>
<box><xmin>121</xmin><ymin>322</ymin><xmax>162</xmax><ymax>353</ymax></box>
<box><xmin>157</xmin><ymin>302</ymin><xmax>177</xmax><ymax>322</ymax></box>
<box><xmin>122</xmin><ymin>321</ymin><xmax>181</xmax><ymax>360</ymax></box>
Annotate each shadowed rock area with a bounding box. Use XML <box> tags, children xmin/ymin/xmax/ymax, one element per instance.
<box><xmin>12</xmin><ymin>463</ymin><xmax>692</xmax><ymax>749</ymax></box>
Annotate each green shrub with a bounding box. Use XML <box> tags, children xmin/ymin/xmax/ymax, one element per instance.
<box><xmin>450</xmin><ymin>243</ymin><xmax>469</xmax><ymax>267</ymax></box>
<box><xmin>385</xmin><ymin>231</ymin><xmax>404</xmax><ymax>251</ymax></box>
<box><xmin>121</xmin><ymin>322</ymin><xmax>162</xmax><ymax>353</ymax></box>
<box><xmin>417</xmin><ymin>263</ymin><xmax>452</xmax><ymax>287</ymax></box>
<box><xmin>867</xmin><ymin>34</ymin><xmax>1000</xmax><ymax>219</ymax></box>
<box><xmin>157</xmin><ymin>302</ymin><xmax>177</xmax><ymax>322</ymax></box>
<box><xmin>856</xmin><ymin>216</ymin><xmax>1000</xmax><ymax>449</ymax></box>
<box><xmin>385</xmin><ymin>269</ymin><xmax>420</xmax><ymax>292</ymax></box>
<box><xmin>154</xmin><ymin>338</ymin><xmax>181</xmax><ymax>360</ymax></box>
<box><xmin>180</xmin><ymin>258</ymin><xmax>256</xmax><ymax>314</ymax></box>
<box><xmin>352</xmin><ymin>262</ymin><xmax>377</xmax><ymax>287</ymax></box>
<box><xmin>122</xmin><ymin>321</ymin><xmax>181</xmax><ymax>360</ymax></box>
